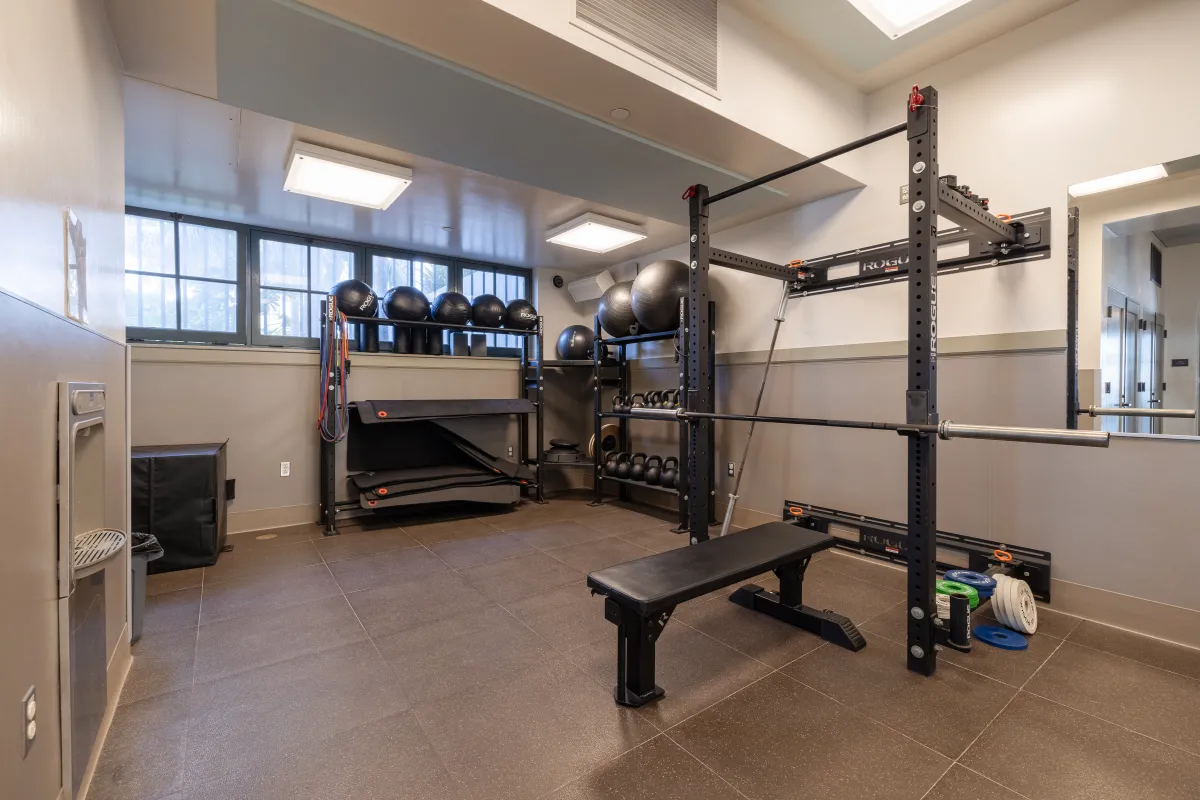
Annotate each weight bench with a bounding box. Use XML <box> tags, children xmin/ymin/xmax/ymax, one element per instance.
<box><xmin>587</xmin><ymin>521</ymin><xmax>866</xmax><ymax>706</ymax></box>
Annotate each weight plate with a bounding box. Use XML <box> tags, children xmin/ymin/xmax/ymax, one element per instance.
<box><xmin>1009</xmin><ymin>579</ymin><xmax>1038</xmax><ymax>634</ymax></box>
<box><xmin>936</xmin><ymin>580</ymin><xmax>979</xmax><ymax>609</ymax></box>
<box><xmin>944</xmin><ymin>569</ymin><xmax>997</xmax><ymax>598</ymax></box>
<box><xmin>991</xmin><ymin>574</ymin><xmax>1013</xmax><ymax>629</ymax></box>
<box><xmin>974</xmin><ymin>625</ymin><xmax>1028</xmax><ymax>650</ymax></box>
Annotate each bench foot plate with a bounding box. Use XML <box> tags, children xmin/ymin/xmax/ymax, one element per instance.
<box><xmin>730</xmin><ymin>584</ymin><xmax>867</xmax><ymax>652</ymax></box>
<box><xmin>614</xmin><ymin>684</ymin><xmax>665</xmax><ymax>707</ymax></box>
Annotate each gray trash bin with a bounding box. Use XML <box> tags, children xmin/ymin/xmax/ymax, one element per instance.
<box><xmin>130</xmin><ymin>532</ymin><xmax>164</xmax><ymax>643</ymax></box>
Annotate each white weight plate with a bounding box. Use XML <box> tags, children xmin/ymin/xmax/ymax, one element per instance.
<box><xmin>991</xmin><ymin>575</ymin><xmax>1013</xmax><ymax>630</ymax></box>
<box><xmin>1001</xmin><ymin>578</ymin><xmax>1023</xmax><ymax>632</ymax></box>
<box><xmin>935</xmin><ymin>593</ymin><xmax>951</xmax><ymax>620</ymax></box>
<box><xmin>1012</xmin><ymin>580</ymin><xmax>1039</xmax><ymax>634</ymax></box>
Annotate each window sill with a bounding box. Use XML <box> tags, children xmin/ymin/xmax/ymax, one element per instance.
<box><xmin>129</xmin><ymin>342</ymin><xmax>520</xmax><ymax>371</ymax></box>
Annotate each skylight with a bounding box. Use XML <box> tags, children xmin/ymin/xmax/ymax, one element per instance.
<box><xmin>846</xmin><ymin>0</ymin><xmax>978</xmax><ymax>38</ymax></box>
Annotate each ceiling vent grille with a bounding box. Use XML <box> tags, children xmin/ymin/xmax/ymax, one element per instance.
<box><xmin>576</xmin><ymin>0</ymin><xmax>718</xmax><ymax>91</ymax></box>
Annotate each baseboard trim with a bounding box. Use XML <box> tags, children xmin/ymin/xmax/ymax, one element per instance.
<box><xmin>1048</xmin><ymin>579</ymin><xmax>1200</xmax><ymax>650</ymax></box>
<box><xmin>228</xmin><ymin>503</ymin><xmax>321</xmax><ymax>534</ymax></box>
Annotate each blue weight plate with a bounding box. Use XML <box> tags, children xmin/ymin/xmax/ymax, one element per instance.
<box><xmin>945</xmin><ymin>570</ymin><xmax>998</xmax><ymax>593</ymax></box>
<box><xmin>974</xmin><ymin>625</ymin><xmax>1028</xmax><ymax>651</ymax></box>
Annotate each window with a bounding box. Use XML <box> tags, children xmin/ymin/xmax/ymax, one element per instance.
<box><xmin>370</xmin><ymin>253</ymin><xmax>450</xmax><ymax>345</ymax></box>
<box><xmin>124</xmin><ymin>207</ymin><xmax>531</xmax><ymax>350</ymax></box>
<box><xmin>124</xmin><ymin>212</ymin><xmax>243</xmax><ymax>343</ymax></box>
<box><xmin>251</xmin><ymin>232</ymin><xmax>356</xmax><ymax>346</ymax></box>
<box><xmin>462</xmin><ymin>264</ymin><xmax>531</xmax><ymax>353</ymax></box>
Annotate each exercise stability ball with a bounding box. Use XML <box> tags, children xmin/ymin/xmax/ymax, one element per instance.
<box><xmin>331</xmin><ymin>279</ymin><xmax>378</xmax><ymax>318</ymax></box>
<box><xmin>557</xmin><ymin>325</ymin><xmax>594</xmax><ymax>360</ymax></box>
<box><xmin>383</xmin><ymin>286</ymin><xmax>430</xmax><ymax>321</ymax></box>
<box><xmin>506</xmin><ymin>299</ymin><xmax>538</xmax><ymax>330</ymax></box>
<box><xmin>597</xmin><ymin>281</ymin><xmax>638</xmax><ymax>338</ymax></box>
<box><xmin>432</xmin><ymin>292</ymin><xmax>472</xmax><ymax>325</ymax></box>
<box><xmin>471</xmin><ymin>294</ymin><xmax>507</xmax><ymax>328</ymax></box>
<box><xmin>631</xmin><ymin>259</ymin><xmax>688</xmax><ymax>332</ymax></box>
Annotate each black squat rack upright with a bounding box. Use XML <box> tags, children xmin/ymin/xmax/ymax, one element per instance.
<box><xmin>631</xmin><ymin>85</ymin><xmax>1109</xmax><ymax>678</ymax></box>
<box><xmin>589</xmin><ymin>301</ymin><xmax>716</xmax><ymax>531</ymax></box>
<box><xmin>318</xmin><ymin>300</ymin><xmax>546</xmax><ymax>536</ymax></box>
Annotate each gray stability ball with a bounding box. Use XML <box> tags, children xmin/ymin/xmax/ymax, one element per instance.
<box><xmin>631</xmin><ymin>259</ymin><xmax>688</xmax><ymax>333</ymax></box>
<box><xmin>597</xmin><ymin>281</ymin><xmax>639</xmax><ymax>338</ymax></box>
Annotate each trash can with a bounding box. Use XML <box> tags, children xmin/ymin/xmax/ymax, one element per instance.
<box><xmin>130</xmin><ymin>532</ymin><xmax>164</xmax><ymax>643</ymax></box>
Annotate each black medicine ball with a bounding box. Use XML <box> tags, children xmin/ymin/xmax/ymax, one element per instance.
<box><xmin>431</xmin><ymin>292</ymin><xmax>472</xmax><ymax>325</ymax></box>
<box><xmin>382</xmin><ymin>286</ymin><xmax>430</xmax><ymax>321</ymax></box>
<box><xmin>506</xmin><ymin>299</ymin><xmax>538</xmax><ymax>330</ymax></box>
<box><xmin>331</xmin><ymin>279</ymin><xmax>378</xmax><ymax>318</ymax></box>
<box><xmin>471</xmin><ymin>294</ymin><xmax>507</xmax><ymax>328</ymax></box>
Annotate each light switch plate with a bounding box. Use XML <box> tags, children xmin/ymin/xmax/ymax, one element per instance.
<box><xmin>280</xmin><ymin>461</ymin><xmax>291</xmax><ymax>477</ymax></box>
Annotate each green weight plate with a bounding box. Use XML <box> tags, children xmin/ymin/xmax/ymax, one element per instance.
<box><xmin>936</xmin><ymin>579</ymin><xmax>979</xmax><ymax>609</ymax></box>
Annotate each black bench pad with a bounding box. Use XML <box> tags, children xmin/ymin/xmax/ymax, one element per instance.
<box><xmin>587</xmin><ymin>522</ymin><xmax>835</xmax><ymax>615</ymax></box>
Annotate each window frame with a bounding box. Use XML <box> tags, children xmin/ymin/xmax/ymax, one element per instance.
<box><xmin>124</xmin><ymin>206</ymin><xmax>533</xmax><ymax>350</ymax></box>
<box><xmin>125</xmin><ymin>208</ymin><xmax>247</xmax><ymax>345</ymax></box>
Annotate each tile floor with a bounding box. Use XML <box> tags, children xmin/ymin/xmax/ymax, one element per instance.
<box><xmin>91</xmin><ymin>495</ymin><xmax>1200</xmax><ymax>800</ymax></box>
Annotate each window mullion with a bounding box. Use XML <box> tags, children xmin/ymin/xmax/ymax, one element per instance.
<box><xmin>173</xmin><ymin>218</ymin><xmax>182</xmax><ymax>330</ymax></box>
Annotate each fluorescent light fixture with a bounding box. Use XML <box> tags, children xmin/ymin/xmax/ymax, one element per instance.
<box><xmin>846</xmin><ymin>0</ymin><xmax>977</xmax><ymax>38</ymax></box>
<box><xmin>1068</xmin><ymin>164</ymin><xmax>1168</xmax><ymax>197</ymax></box>
<box><xmin>284</xmin><ymin>142</ymin><xmax>412</xmax><ymax>210</ymax></box>
<box><xmin>546</xmin><ymin>213</ymin><xmax>647</xmax><ymax>253</ymax></box>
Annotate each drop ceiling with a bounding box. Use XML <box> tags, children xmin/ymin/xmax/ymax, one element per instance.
<box><xmin>124</xmin><ymin>78</ymin><xmax>688</xmax><ymax>271</ymax></box>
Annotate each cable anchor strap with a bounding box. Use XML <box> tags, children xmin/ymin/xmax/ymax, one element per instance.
<box><xmin>682</xmin><ymin>185</ymin><xmax>697</xmax><ymax>200</ymax></box>
<box><xmin>909</xmin><ymin>85</ymin><xmax>925</xmax><ymax>112</ymax></box>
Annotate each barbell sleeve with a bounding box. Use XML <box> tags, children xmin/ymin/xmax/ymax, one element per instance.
<box><xmin>1082</xmin><ymin>405</ymin><xmax>1196</xmax><ymax>419</ymax></box>
<box><xmin>624</xmin><ymin>407</ymin><xmax>681</xmax><ymax>420</ymax></box>
<box><xmin>937</xmin><ymin>421</ymin><xmax>1110</xmax><ymax>447</ymax></box>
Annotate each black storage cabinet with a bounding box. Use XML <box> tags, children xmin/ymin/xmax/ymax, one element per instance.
<box><xmin>132</xmin><ymin>442</ymin><xmax>229</xmax><ymax>572</ymax></box>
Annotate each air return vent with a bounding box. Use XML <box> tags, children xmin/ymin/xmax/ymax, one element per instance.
<box><xmin>576</xmin><ymin>0</ymin><xmax>718</xmax><ymax>91</ymax></box>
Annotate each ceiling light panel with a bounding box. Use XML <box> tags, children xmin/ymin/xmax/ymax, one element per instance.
<box><xmin>846</xmin><ymin>0</ymin><xmax>977</xmax><ymax>38</ymax></box>
<box><xmin>1068</xmin><ymin>165</ymin><xmax>1168</xmax><ymax>197</ymax></box>
<box><xmin>284</xmin><ymin>142</ymin><xmax>412</xmax><ymax>210</ymax></box>
<box><xmin>546</xmin><ymin>213</ymin><xmax>647</xmax><ymax>253</ymax></box>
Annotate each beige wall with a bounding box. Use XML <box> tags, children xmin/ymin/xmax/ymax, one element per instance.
<box><xmin>130</xmin><ymin>345</ymin><xmax>561</xmax><ymax>532</ymax></box>
<box><xmin>0</xmin><ymin>2</ymin><xmax>128</xmax><ymax>798</ymax></box>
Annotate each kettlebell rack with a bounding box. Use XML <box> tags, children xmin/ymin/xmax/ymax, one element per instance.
<box><xmin>319</xmin><ymin>298</ymin><xmax>547</xmax><ymax>536</ymax></box>
<box><xmin>590</xmin><ymin>299</ymin><xmax>717</xmax><ymax>532</ymax></box>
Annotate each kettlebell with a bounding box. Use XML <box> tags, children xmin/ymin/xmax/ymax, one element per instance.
<box><xmin>612</xmin><ymin>395</ymin><xmax>627</xmax><ymax>414</ymax></box>
<box><xmin>604</xmin><ymin>450</ymin><xmax>624</xmax><ymax>476</ymax></box>
<box><xmin>664</xmin><ymin>389</ymin><xmax>680</xmax><ymax>409</ymax></box>
<box><xmin>615</xmin><ymin>452</ymin><xmax>633</xmax><ymax>479</ymax></box>
<box><xmin>629</xmin><ymin>453</ymin><xmax>647</xmax><ymax>481</ymax></box>
<box><xmin>644</xmin><ymin>455</ymin><xmax>664</xmax><ymax>485</ymax></box>
<box><xmin>661</xmin><ymin>457</ymin><xmax>679</xmax><ymax>489</ymax></box>
<box><xmin>646</xmin><ymin>390</ymin><xmax>662</xmax><ymax>409</ymax></box>
<box><xmin>628</xmin><ymin>393</ymin><xmax>646</xmax><ymax>410</ymax></box>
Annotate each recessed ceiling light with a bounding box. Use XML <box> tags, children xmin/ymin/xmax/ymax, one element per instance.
<box><xmin>610</xmin><ymin>108</ymin><xmax>631</xmax><ymax>120</ymax></box>
<box><xmin>846</xmin><ymin>0</ymin><xmax>977</xmax><ymax>38</ymax></box>
<box><xmin>284</xmin><ymin>142</ymin><xmax>412</xmax><ymax>210</ymax></box>
<box><xmin>1068</xmin><ymin>164</ymin><xmax>1168</xmax><ymax>197</ymax></box>
<box><xmin>546</xmin><ymin>213</ymin><xmax>647</xmax><ymax>253</ymax></box>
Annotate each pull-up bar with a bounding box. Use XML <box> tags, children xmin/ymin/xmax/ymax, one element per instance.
<box><xmin>627</xmin><ymin>406</ymin><xmax>1110</xmax><ymax>448</ymax></box>
<box><xmin>704</xmin><ymin>122</ymin><xmax>909</xmax><ymax>206</ymax></box>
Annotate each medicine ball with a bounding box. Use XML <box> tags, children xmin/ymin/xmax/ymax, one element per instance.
<box><xmin>506</xmin><ymin>299</ymin><xmax>538</xmax><ymax>330</ymax></box>
<box><xmin>631</xmin><ymin>259</ymin><xmax>688</xmax><ymax>332</ymax></box>
<box><xmin>382</xmin><ymin>286</ymin><xmax>430</xmax><ymax>321</ymax></box>
<box><xmin>471</xmin><ymin>294</ymin><xmax>507</xmax><ymax>328</ymax></box>
<box><xmin>431</xmin><ymin>292</ymin><xmax>472</xmax><ymax>325</ymax></box>
<box><xmin>556</xmin><ymin>324</ymin><xmax>594</xmax><ymax>360</ymax></box>
<box><xmin>597</xmin><ymin>281</ymin><xmax>639</xmax><ymax>338</ymax></box>
<box><xmin>331</xmin><ymin>279</ymin><xmax>378</xmax><ymax>318</ymax></box>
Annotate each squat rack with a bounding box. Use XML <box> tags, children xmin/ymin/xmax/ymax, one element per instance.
<box><xmin>636</xmin><ymin>85</ymin><xmax>1111</xmax><ymax>677</ymax></box>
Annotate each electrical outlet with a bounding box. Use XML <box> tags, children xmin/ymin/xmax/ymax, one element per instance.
<box><xmin>280</xmin><ymin>461</ymin><xmax>291</xmax><ymax>477</ymax></box>
<box><xmin>507</xmin><ymin>446</ymin><xmax>514</xmax><ymax>458</ymax></box>
<box><xmin>727</xmin><ymin>462</ymin><xmax>735</xmax><ymax>477</ymax></box>
<box><xmin>22</xmin><ymin>686</ymin><xmax>35</xmax><ymax>757</ymax></box>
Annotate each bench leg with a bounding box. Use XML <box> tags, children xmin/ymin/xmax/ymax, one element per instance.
<box><xmin>730</xmin><ymin>560</ymin><xmax>866</xmax><ymax>652</ymax></box>
<box><xmin>605</xmin><ymin>598</ymin><xmax>670</xmax><ymax>707</ymax></box>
